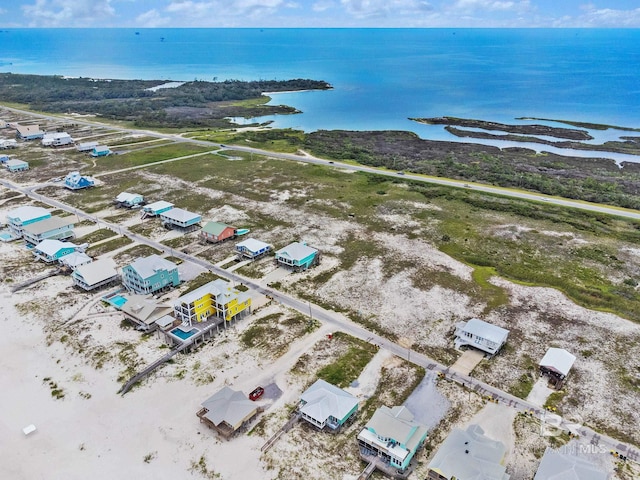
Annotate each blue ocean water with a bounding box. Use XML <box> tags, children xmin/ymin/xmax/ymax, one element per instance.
<box><xmin>1</xmin><ymin>28</ymin><xmax>639</xmax><ymax>138</ymax></box>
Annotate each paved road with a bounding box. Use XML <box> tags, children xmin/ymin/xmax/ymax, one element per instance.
<box><xmin>2</xmin><ymin>177</ymin><xmax>638</xmax><ymax>461</ymax></box>
<box><xmin>3</xmin><ymin>104</ymin><xmax>640</xmax><ymax>220</ymax></box>
<box><xmin>2</xmin><ymin>107</ymin><xmax>639</xmax><ymax>460</ymax></box>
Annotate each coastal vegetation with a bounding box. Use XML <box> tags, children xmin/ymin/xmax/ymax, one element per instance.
<box><xmin>0</xmin><ymin>73</ymin><xmax>330</xmax><ymax>128</ymax></box>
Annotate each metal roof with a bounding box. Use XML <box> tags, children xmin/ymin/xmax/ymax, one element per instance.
<box><xmin>22</xmin><ymin>216</ymin><xmax>74</xmax><ymax>235</ymax></box>
<box><xmin>174</xmin><ymin>278</ymin><xmax>233</xmax><ymax>306</ymax></box>
<box><xmin>143</xmin><ymin>200</ymin><xmax>174</xmax><ymax>212</ymax></box>
<box><xmin>59</xmin><ymin>251</ymin><xmax>92</xmax><ymax>268</ymax></box>
<box><xmin>202</xmin><ymin>221</ymin><xmax>234</xmax><ymax>236</ymax></box>
<box><xmin>539</xmin><ymin>348</ymin><xmax>576</xmax><ymax>377</ymax></box>
<box><xmin>126</xmin><ymin>254</ymin><xmax>177</xmax><ymax>280</ymax></box>
<box><xmin>275</xmin><ymin>241</ymin><xmax>318</xmax><ymax>261</ymax></box>
<box><xmin>463</xmin><ymin>318</ymin><xmax>510</xmax><ymax>345</ymax></box>
<box><xmin>365</xmin><ymin>405</ymin><xmax>427</xmax><ymax>452</ymax></box>
<box><xmin>120</xmin><ymin>294</ymin><xmax>172</xmax><ymax>323</ymax></box>
<box><xmin>427</xmin><ymin>424</ymin><xmax>510</xmax><ymax>480</ymax></box>
<box><xmin>300</xmin><ymin>379</ymin><xmax>358</xmax><ymax>424</ymax></box>
<box><xmin>34</xmin><ymin>239</ymin><xmax>75</xmax><ymax>256</ymax></box>
<box><xmin>74</xmin><ymin>258</ymin><xmax>118</xmax><ymax>286</ymax></box>
<box><xmin>116</xmin><ymin>192</ymin><xmax>143</xmax><ymax>203</ymax></box>
<box><xmin>236</xmin><ymin>237</ymin><xmax>270</xmax><ymax>253</ymax></box>
<box><xmin>201</xmin><ymin>386</ymin><xmax>258</xmax><ymax>430</ymax></box>
<box><xmin>160</xmin><ymin>207</ymin><xmax>200</xmax><ymax>223</ymax></box>
<box><xmin>7</xmin><ymin>206</ymin><xmax>51</xmax><ymax>223</ymax></box>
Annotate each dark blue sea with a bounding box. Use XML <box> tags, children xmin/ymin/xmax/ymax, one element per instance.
<box><xmin>1</xmin><ymin>28</ymin><xmax>639</xmax><ymax>155</ymax></box>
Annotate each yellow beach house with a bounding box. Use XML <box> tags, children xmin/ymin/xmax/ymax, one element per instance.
<box><xmin>173</xmin><ymin>279</ymin><xmax>251</xmax><ymax>326</ymax></box>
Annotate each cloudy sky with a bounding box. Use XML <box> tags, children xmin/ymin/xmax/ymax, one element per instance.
<box><xmin>2</xmin><ymin>0</ymin><xmax>640</xmax><ymax>28</ymax></box>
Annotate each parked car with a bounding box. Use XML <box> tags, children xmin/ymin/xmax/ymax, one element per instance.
<box><xmin>249</xmin><ymin>386</ymin><xmax>265</xmax><ymax>401</ymax></box>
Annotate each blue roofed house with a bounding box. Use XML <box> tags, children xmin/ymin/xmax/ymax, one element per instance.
<box><xmin>122</xmin><ymin>254</ymin><xmax>180</xmax><ymax>295</ymax></box>
<box><xmin>6</xmin><ymin>206</ymin><xmax>51</xmax><ymax>238</ymax></box>
<box><xmin>64</xmin><ymin>171</ymin><xmax>95</xmax><ymax>190</ymax></box>
<box><xmin>76</xmin><ymin>141</ymin><xmax>98</xmax><ymax>152</ymax></box>
<box><xmin>160</xmin><ymin>207</ymin><xmax>201</xmax><ymax>231</ymax></box>
<box><xmin>33</xmin><ymin>239</ymin><xmax>78</xmax><ymax>263</ymax></box>
<box><xmin>115</xmin><ymin>192</ymin><xmax>144</xmax><ymax>209</ymax></box>
<box><xmin>357</xmin><ymin>405</ymin><xmax>428</xmax><ymax>476</ymax></box>
<box><xmin>142</xmin><ymin>200</ymin><xmax>174</xmax><ymax>218</ymax></box>
<box><xmin>299</xmin><ymin>379</ymin><xmax>359</xmax><ymax>431</ymax></box>
<box><xmin>5</xmin><ymin>159</ymin><xmax>29</xmax><ymax>172</ymax></box>
<box><xmin>91</xmin><ymin>145</ymin><xmax>111</xmax><ymax>157</ymax></box>
<box><xmin>22</xmin><ymin>216</ymin><xmax>75</xmax><ymax>245</ymax></box>
<box><xmin>236</xmin><ymin>238</ymin><xmax>271</xmax><ymax>260</ymax></box>
<box><xmin>275</xmin><ymin>241</ymin><xmax>319</xmax><ymax>271</ymax></box>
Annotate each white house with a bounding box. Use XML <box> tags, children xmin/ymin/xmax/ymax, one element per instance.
<box><xmin>539</xmin><ymin>348</ymin><xmax>576</xmax><ymax>389</ymax></box>
<box><xmin>72</xmin><ymin>258</ymin><xmax>119</xmax><ymax>290</ymax></box>
<box><xmin>454</xmin><ymin>318</ymin><xmax>509</xmax><ymax>356</ymax></box>
<box><xmin>427</xmin><ymin>424</ymin><xmax>510</xmax><ymax>480</ymax></box>
<box><xmin>298</xmin><ymin>379</ymin><xmax>359</xmax><ymax>430</ymax></box>
<box><xmin>534</xmin><ymin>447</ymin><xmax>607</xmax><ymax>480</ymax></box>
<box><xmin>115</xmin><ymin>192</ymin><xmax>144</xmax><ymax>208</ymax></box>
<box><xmin>42</xmin><ymin>132</ymin><xmax>73</xmax><ymax>147</ymax></box>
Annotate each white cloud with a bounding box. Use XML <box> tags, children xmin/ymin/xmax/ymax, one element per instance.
<box><xmin>451</xmin><ymin>0</ymin><xmax>530</xmax><ymax>13</ymax></box>
<box><xmin>312</xmin><ymin>0</ymin><xmax>336</xmax><ymax>12</ymax></box>
<box><xmin>340</xmin><ymin>0</ymin><xmax>432</xmax><ymax>19</ymax></box>
<box><xmin>166</xmin><ymin>0</ymin><xmax>284</xmax><ymax>14</ymax></box>
<box><xmin>578</xmin><ymin>7</ymin><xmax>640</xmax><ymax>27</ymax></box>
<box><xmin>21</xmin><ymin>0</ymin><xmax>116</xmax><ymax>27</ymax></box>
<box><xmin>135</xmin><ymin>9</ymin><xmax>171</xmax><ymax>28</ymax></box>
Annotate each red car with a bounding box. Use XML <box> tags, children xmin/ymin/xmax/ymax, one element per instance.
<box><xmin>249</xmin><ymin>386</ymin><xmax>264</xmax><ymax>401</ymax></box>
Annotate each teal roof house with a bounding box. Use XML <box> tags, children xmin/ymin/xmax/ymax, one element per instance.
<box><xmin>142</xmin><ymin>200</ymin><xmax>174</xmax><ymax>218</ymax></box>
<box><xmin>64</xmin><ymin>171</ymin><xmax>95</xmax><ymax>190</ymax></box>
<box><xmin>236</xmin><ymin>238</ymin><xmax>271</xmax><ymax>260</ymax></box>
<box><xmin>275</xmin><ymin>241</ymin><xmax>319</xmax><ymax>271</ymax></box>
<box><xmin>299</xmin><ymin>379</ymin><xmax>358</xmax><ymax>431</ymax></box>
<box><xmin>91</xmin><ymin>145</ymin><xmax>111</xmax><ymax>157</ymax></box>
<box><xmin>72</xmin><ymin>258</ymin><xmax>119</xmax><ymax>291</ymax></box>
<box><xmin>33</xmin><ymin>239</ymin><xmax>77</xmax><ymax>263</ymax></box>
<box><xmin>122</xmin><ymin>254</ymin><xmax>180</xmax><ymax>295</ymax></box>
<box><xmin>160</xmin><ymin>207</ymin><xmax>201</xmax><ymax>231</ymax></box>
<box><xmin>6</xmin><ymin>206</ymin><xmax>51</xmax><ymax>238</ymax></box>
<box><xmin>357</xmin><ymin>405</ymin><xmax>428</xmax><ymax>475</ymax></box>
<box><xmin>22</xmin><ymin>216</ymin><xmax>75</xmax><ymax>246</ymax></box>
<box><xmin>5</xmin><ymin>159</ymin><xmax>29</xmax><ymax>172</ymax></box>
<box><xmin>115</xmin><ymin>192</ymin><xmax>144</xmax><ymax>208</ymax></box>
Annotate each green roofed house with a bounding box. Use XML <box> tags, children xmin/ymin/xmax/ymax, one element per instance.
<box><xmin>426</xmin><ymin>424</ymin><xmax>510</xmax><ymax>480</ymax></box>
<box><xmin>201</xmin><ymin>221</ymin><xmax>237</xmax><ymax>243</ymax></box>
<box><xmin>275</xmin><ymin>241</ymin><xmax>319</xmax><ymax>271</ymax></box>
<box><xmin>197</xmin><ymin>386</ymin><xmax>261</xmax><ymax>440</ymax></box>
<box><xmin>357</xmin><ymin>405</ymin><xmax>428</xmax><ymax>477</ymax></box>
<box><xmin>299</xmin><ymin>379</ymin><xmax>359</xmax><ymax>431</ymax></box>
